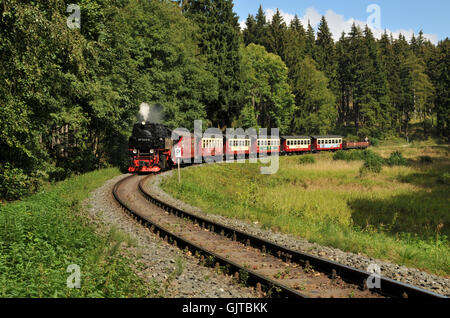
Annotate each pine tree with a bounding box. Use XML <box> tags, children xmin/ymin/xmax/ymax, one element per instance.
<box><xmin>243</xmin><ymin>14</ymin><xmax>257</xmax><ymax>45</ymax></box>
<box><xmin>305</xmin><ymin>21</ymin><xmax>316</xmax><ymax>58</ymax></box>
<box><xmin>432</xmin><ymin>39</ymin><xmax>450</xmax><ymax>138</ymax></box>
<box><xmin>284</xmin><ymin>15</ymin><xmax>306</xmax><ymax>79</ymax></box>
<box><xmin>183</xmin><ymin>0</ymin><xmax>242</xmax><ymax>127</ymax></box>
<box><xmin>266</xmin><ymin>9</ymin><xmax>288</xmax><ymax>61</ymax></box>
<box><xmin>315</xmin><ymin>16</ymin><xmax>338</xmax><ymax>96</ymax></box>
<box><xmin>253</xmin><ymin>5</ymin><xmax>269</xmax><ymax>48</ymax></box>
<box><xmin>359</xmin><ymin>26</ymin><xmax>391</xmax><ymax>136</ymax></box>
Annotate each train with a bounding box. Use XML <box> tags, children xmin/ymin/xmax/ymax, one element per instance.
<box><xmin>128</xmin><ymin>122</ymin><xmax>370</xmax><ymax>173</ymax></box>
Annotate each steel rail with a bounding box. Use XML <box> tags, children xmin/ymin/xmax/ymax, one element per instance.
<box><xmin>138</xmin><ymin>174</ymin><xmax>447</xmax><ymax>299</ymax></box>
<box><xmin>113</xmin><ymin>175</ymin><xmax>308</xmax><ymax>299</ymax></box>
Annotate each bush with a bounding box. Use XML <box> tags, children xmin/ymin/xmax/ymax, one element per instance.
<box><xmin>332</xmin><ymin>150</ymin><xmax>347</xmax><ymax>161</ymax></box>
<box><xmin>0</xmin><ymin>163</ymin><xmax>38</xmax><ymax>201</ymax></box>
<box><xmin>386</xmin><ymin>151</ymin><xmax>408</xmax><ymax>166</ymax></box>
<box><xmin>360</xmin><ymin>156</ymin><xmax>383</xmax><ymax>175</ymax></box>
<box><xmin>439</xmin><ymin>172</ymin><xmax>450</xmax><ymax>185</ymax></box>
<box><xmin>419</xmin><ymin>156</ymin><xmax>433</xmax><ymax>164</ymax></box>
<box><xmin>333</xmin><ymin>149</ymin><xmax>383</xmax><ymax>163</ymax></box>
<box><xmin>48</xmin><ymin>167</ymin><xmax>71</xmax><ymax>182</ymax></box>
<box><xmin>369</xmin><ymin>137</ymin><xmax>380</xmax><ymax>147</ymax></box>
<box><xmin>298</xmin><ymin>155</ymin><xmax>316</xmax><ymax>165</ymax></box>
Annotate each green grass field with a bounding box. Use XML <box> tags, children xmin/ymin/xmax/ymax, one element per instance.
<box><xmin>161</xmin><ymin>143</ymin><xmax>450</xmax><ymax>276</ymax></box>
<box><xmin>0</xmin><ymin>168</ymin><xmax>157</xmax><ymax>297</ymax></box>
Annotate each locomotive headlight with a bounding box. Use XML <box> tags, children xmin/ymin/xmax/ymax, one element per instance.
<box><xmin>150</xmin><ymin>149</ymin><xmax>154</xmax><ymax>154</ymax></box>
<box><xmin>133</xmin><ymin>149</ymin><xmax>138</xmax><ymax>154</ymax></box>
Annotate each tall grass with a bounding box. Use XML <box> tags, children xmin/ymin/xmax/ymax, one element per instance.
<box><xmin>161</xmin><ymin>148</ymin><xmax>450</xmax><ymax>276</ymax></box>
<box><xmin>0</xmin><ymin>168</ymin><xmax>157</xmax><ymax>297</ymax></box>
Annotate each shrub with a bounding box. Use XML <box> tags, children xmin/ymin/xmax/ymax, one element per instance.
<box><xmin>439</xmin><ymin>172</ymin><xmax>450</xmax><ymax>185</ymax></box>
<box><xmin>369</xmin><ymin>137</ymin><xmax>380</xmax><ymax>146</ymax></box>
<box><xmin>360</xmin><ymin>156</ymin><xmax>383</xmax><ymax>175</ymax></box>
<box><xmin>419</xmin><ymin>156</ymin><xmax>433</xmax><ymax>164</ymax></box>
<box><xmin>48</xmin><ymin>167</ymin><xmax>71</xmax><ymax>182</ymax></box>
<box><xmin>332</xmin><ymin>150</ymin><xmax>347</xmax><ymax>161</ymax></box>
<box><xmin>0</xmin><ymin>163</ymin><xmax>38</xmax><ymax>201</ymax></box>
<box><xmin>386</xmin><ymin>151</ymin><xmax>408</xmax><ymax>166</ymax></box>
<box><xmin>298</xmin><ymin>155</ymin><xmax>316</xmax><ymax>165</ymax></box>
<box><xmin>333</xmin><ymin>149</ymin><xmax>383</xmax><ymax>163</ymax></box>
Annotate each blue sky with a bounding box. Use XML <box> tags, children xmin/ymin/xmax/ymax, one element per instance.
<box><xmin>233</xmin><ymin>0</ymin><xmax>449</xmax><ymax>43</ymax></box>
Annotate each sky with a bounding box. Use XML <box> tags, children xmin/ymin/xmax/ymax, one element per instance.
<box><xmin>233</xmin><ymin>0</ymin><xmax>449</xmax><ymax>44</ymax></box>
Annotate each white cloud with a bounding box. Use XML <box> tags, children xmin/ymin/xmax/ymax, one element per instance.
<box><xmin>239</xmin><ymin>7</ymin><xmax>438</xmax><ymax>44</ymax></box>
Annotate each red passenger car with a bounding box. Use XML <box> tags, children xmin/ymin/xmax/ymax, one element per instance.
<box><xmin>173</xmin><ymin>134</ymin><xmax>223</xmax><ymax>162</ymax></box>
<box><xmin>281</xmin><ymin>136</ymin><xmax>312</xmax><ymax>154</ymax></box>
<box><xmin>256</xmin><ymin>138</ymin><xmax>280</xmax><ymax>154</ymax></box>
<box><xmin>311</xmin><ymin>136</ymin><xmax>343</xmax><ymax>152</ymax></box>
<box><xmin>223</xmin><ymin>137</ymin><xmax>252</xmax><ymax>158</ymax></box>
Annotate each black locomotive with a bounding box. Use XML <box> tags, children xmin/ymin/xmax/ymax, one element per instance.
<box><xmin>128</xmin><ymin>122</ymin><xmax>173</xmax><ymax>173</ymax></box>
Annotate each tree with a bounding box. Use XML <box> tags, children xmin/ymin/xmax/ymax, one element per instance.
<box><xmin>240</xmin><ymin>44</ymin><xmax>295</xmax><ymax>133</ymax></box>
<box><xmin>266</xmin><ymin>8</ymin><xmax>288</xmax><ymax>61</ymax></box>
<box><xmin>243</xmin><ymin>14</ymin><xmax>257</xmax><ymax>45</ymax></box>
<box><xmin>315</xmin><ymin>16</ymin><xmax>337</xmax><ymax>91</ymax></box>
<box><xmin>291</xmin><ymin>56</ymin><xmax>337</xmax><ymax>134</ymax></box>
<box><xmin>305</xmin><ymin>21</ymin><xmax>316</xmax><ymax>58</ymax></box>
<box><xmin>183</xmin><ymin>0</ymin><xmax>242</xmax><ymax>128</ymax></box>
<box><xmin>429</xmin><ymin>39</ymin><xmax>450</xmax><ymax>138</ymax></box>
<box><xmin>253</xmin><ymin>5</ymin><xmax>269</xmax><ymax>48</ymax></box>
<box><xmin>284</xmin><ymin>15</ymin><xmax>306</xmax><ymax>73</ymax></box>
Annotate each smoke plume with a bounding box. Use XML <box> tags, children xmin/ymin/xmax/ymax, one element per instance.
<box><xmin>138</xmin><ymin>103</ymin><xmax>163</xmax><ymax>124</ymax></box>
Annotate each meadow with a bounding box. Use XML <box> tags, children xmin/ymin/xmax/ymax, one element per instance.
<box><xmin>161</xmin><ymin>142</ymin><xmax>450</xmax><ymax>276</ymax></box>
<box><xmin>0</xmin><ymin>168</ymin><xmax>157</xmax><ymax>297</ymax></box>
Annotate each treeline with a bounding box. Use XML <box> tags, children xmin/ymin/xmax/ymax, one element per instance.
<box><xmin>0</xmin><ymin>0</ymin><xmax>448</xmax><ymax>200</ymax></box>
<box><xmin>241</xmin><ymin>6</ymin><xmax>449</xmax><ymax>139</ymax></box>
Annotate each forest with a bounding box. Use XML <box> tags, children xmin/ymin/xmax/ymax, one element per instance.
<box><xmin>0</xmin><ymin>0</ymin><xmax>449</xmax><ymax>200</ymax></box>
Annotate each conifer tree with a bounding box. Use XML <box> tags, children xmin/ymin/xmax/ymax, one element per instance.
<box><xmin>253</xmin><ymin>5</ymin><xmax>269</xmax><ymax>48</ymax></box>
<box><xmin>243</xmin><ymin>14</ymin><xmax>257</xmax><ymax>45</ymax></box>
<box><xmin>305</xmin><ymin>21</ymin><xmax>316</xmax><ymax>58</ymax></box>
<box><xmin>315</xmin><ymin>16</ymin><xmax>339</xmax><ymax>96</ymax></box>
<box><xmin>266</xmin><ymin>9</ymin><xmax>288</xmax><ymax>61</ymax></box>
<box><xmin>284</xmin><ymin>15</ymin><xmax>306</xmax><ymax>80</ymax></box>
<box><xmin>183</xmin><ymin>0</ymin><xmax>242</xmax><ymax>127</ymax></box>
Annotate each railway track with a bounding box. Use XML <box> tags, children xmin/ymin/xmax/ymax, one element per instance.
<box><xmin>113</xmin><ymin>173</ymin><xmax>447</xmax><ymax>299</ymax></box>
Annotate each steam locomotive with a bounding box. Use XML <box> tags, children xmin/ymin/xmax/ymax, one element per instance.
<box><xmin>128</xmin><ymin>122</ymin><xmax>173</xmax><ymax>173</ymax></box>
<box><xmin>128</xmin><ymin>122</ymin><xmax>370</xmax><ymax>173</ymax></box>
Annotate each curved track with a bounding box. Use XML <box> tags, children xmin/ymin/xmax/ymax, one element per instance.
<box><xmin>113</xmin><ymin>173</ymin><xmax>446</xmax><ymax>299</ymax></box>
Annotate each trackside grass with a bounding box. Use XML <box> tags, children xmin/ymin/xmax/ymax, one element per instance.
<box><xmin>0</xmin><ymin>168</ymin><xmax>157</xmax><ymax>297</ymax></box>
<box><xmin>161</xmin><ymin>146</ymin><xmax>450</xmax><ymax>277</ymax></box>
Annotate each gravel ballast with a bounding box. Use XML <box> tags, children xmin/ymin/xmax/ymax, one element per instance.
<box><xmin>145</xmin><ymin>169</ymin><xmax>450</xmax><ymax>297</ymax></box>
<box><xmin>84</xmin><ymin>174</ymin><xmax>258</xmax><ymax>298</ymax></box>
